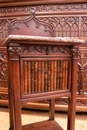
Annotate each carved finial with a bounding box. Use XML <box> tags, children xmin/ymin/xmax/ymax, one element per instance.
<box><xmin>30</xmin><ymin>8</ymin><xmax>35</xmax><ymax>15</ymax></box>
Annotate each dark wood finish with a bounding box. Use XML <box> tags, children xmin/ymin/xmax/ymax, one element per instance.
<box><xmin>5</xmin><ymin>34</ymin><xmax>83</xmax><ymax>130</ymax></box>
<box><xmin>0</xmin><ymin>0</ymin><xmax>87</xmax><ymax>112</ymax></box>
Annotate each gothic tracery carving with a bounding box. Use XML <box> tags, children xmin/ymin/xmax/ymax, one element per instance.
<box><xmin>38</xmin><ymin>16</ymin><xmax>79</xmax><ymax>37</ymax></box>
<box><xmin>22</xmin><ymin>45</ymin><xmax>70</xmax><ymax>55</ymax></box>
<box><xmin>81</xmin><ymin>16</ymin><xmax>87</xmax><ymax>38</ymax></box>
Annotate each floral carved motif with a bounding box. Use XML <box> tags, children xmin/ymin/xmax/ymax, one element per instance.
<box><xmin>83</xmin><ymin>54</ymin><xmax>87</xmax><ymax>90</ymax></box>
<box><xmin>84</xmin><ymin>68</ymin><xmax>87</xmax><ymax>88</ymax></box>
<box><xmin>72</xmin><ymin>47</ymin><xmax>80</xmax><ymax>58</ymax></box>
<box><xmin>0</xmin><ymin>19</ymin><xmax>14</xmax><ymax>38</ymax></box>
<box><xmin>0</xmin><ymin>53</ymin><xmax>7</xmax><ymax>82</ymax></box>
<box><xmin>8</xmin><ymin>47</ymin><xmax>21</xmax><ymax>58</ymax></box>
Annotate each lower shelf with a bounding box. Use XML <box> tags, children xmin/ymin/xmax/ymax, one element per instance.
<box><xmin>22</xmin><ymin>120</ymin><xmax>64</xmax><ymax>130</ymax></box>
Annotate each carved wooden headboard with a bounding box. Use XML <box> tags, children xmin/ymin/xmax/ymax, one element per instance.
<box><xmin>9</xmin><ymin>10</ymin><xmax>54</xmax><ymax>37</ymax></box>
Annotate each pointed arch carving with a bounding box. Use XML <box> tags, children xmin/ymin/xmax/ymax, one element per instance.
<box><xmin>9</xmin><ymin>10</ymin><xmax>54</xmax><ymax>37</ymax></box>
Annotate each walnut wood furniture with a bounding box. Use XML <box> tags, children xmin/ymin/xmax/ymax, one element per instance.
<box><xmin>0</xmin><ymin>0</ymin><xmax>87</xmax><ymax>112</ymax></box>
<box><xmin>5</xmin><ymin>35</ymin><xmax>84</xmax><ymax>130</ymax></box>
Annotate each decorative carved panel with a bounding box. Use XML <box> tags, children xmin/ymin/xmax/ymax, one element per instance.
<box><xmin>0</xmin><ymin>51</ymin><xmax>8</xmax><ymax>89</ymax></box>
<box><xmin>22</xmin><ymin>45</ymin><xmax>70</xmax><ymax>55</ymax></box>
<box><xmin>81</xmin><ymin>16</ymin><xmax>87</xmax><ymax>38</ymax></box>
<box><xmin>0</xmin><ymin>4</ymin><xmax>87</xmax><ymax>39</ymax></box>
<box><xmin>0</xmin><ymin>19</ymin><xmax>9</xmax><ymax>38</ymax></box>
<box><xmin>1</xmin><ymin>16</ymin><xmax>87</xmax><ymax>39</ymax></box>
<box><xmin>0</xmin><ymin>3</ymin><xmax>87</xmax><ymax>15</ymax></box>
<box><xmin>38</xmin><ymin>16</ymin><xmax>79</xmax><ymax>37</ymax></box>
<box><xmin>9</xmin><ymin>10</ymin><xmax>54</xmax><ymax>37</ymax></box>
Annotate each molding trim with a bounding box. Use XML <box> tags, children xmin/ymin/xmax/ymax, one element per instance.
<box><xmin>0</xmin><ymin>0</ymin><xmax>87</xmax><ymax>7</ymax></box>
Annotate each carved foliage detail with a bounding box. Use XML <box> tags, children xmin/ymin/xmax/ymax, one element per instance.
<box><xmin>72</xmin><ymin>47</ymin><xmax>80</xmax><ymax>58</ymax></box>
<box><xmin>0</xmin><ymin>3</ymin><xmax>87</xmax><ymax>15</ymax></box>
<box><xmin>8</xmin><ymin>47</ymin><xmax>21</xmax><ymax>58</ymax></box>
<box><xmin>83</xmin><ymin>54</ymin><xmax>87</xmax><ymax>89</ymax></box>
<box><xmin>0</xmin><ymin>53</ymin><xmax>7</xmax><ymax>82</ymax></box>
<box><xmin>22</xmin><ymin>45</ymin><xmax>70</xmax><ymax>55</ymax></box>
<box><xmin>0</xmin><ymin>19</ymin><xmax>10</xmax><ymax>38</ymax></box>
<box><xmin>10</xmin><ymin>10</ymin><xmax>53</xmax><ymax>37</ymax></box>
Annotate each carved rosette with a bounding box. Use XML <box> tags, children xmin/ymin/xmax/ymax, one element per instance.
<box><xmin>72</xmin><ymin>47</ymin><xmax>80</xmax><ymax>59</ymax></box>
<box><xmin>8</xmin><ymin>47</ymin><xmax>21</xmax><ymax>59</ymax></box>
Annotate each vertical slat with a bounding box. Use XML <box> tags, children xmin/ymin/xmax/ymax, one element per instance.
<box><xmin>59</xmin><ymin>61</ymin><xmax>62</xmax><ymax>90</ymax></box>
<box><xmin>79</xmin><ymin>16</ymin><xmax>81</xmax><ymax>38</ymax></box>
<box><xmin>41</xmin><ymin>61</ymin><xmax>44</xmax><ymax>92</ymax></box>
<box><xmin>51</xmin><ymin>61</ymin><xmax>54</xmax><ymax>91</ymax></box>
<box><xmin>27</xmin><ymin>61</ymin><xmax>31</xmax><ymax>94</ymax></box>
<box><xmin>53</xmin><ymin>61</ymin><xmax>57</xmax><ymax>90</ymax></box>
<box><xmin>38</xmin><ymin>61</ymin><xmax>41</xmax><ymax>93</ymax></box>
<box><xmin>31</xmin><ymin>61</ymin><xmax>34</xmax><ymax>93</ymax></box>
<box><xmin>34</xmin><ymin>61</ymin><xmax>38</xmax><ymax>93</ymax></box>
<box><xmin>24</xmin><ymin>61</ymin><xmax>27</xmax><ymax>94</ymax></box>
<box><xmin>65</xmin><ymin>61</ymin><xmax>68</xmax><ymax>89</ymax></box>
<box><xmin>60</xmin><ymin>60</ymin><xmax>63</xmax><ymax>89</ymax></box>
<box><xmin>44</xmin><ymin>61</ymin><xmax>48</xmax><ymax>92</ymax></box>
<box><xmin>47</xmin><ymin>61</ymin><xmax>51</xmax><ymax>91</ymax></box>
<box><xmin>62</xmin><ymin>61</ymin><xmax>65</xmax><ymax>89</ymax></box>
<box><xmin>56</xmin><ymin>61</ymin><xmax>60</xmax><ymax>90</ymax></box>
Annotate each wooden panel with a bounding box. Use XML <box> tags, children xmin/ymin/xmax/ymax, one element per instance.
<box><xmin>22</xmin><ymin>60</ymin><xmax>69</xmax><ymax>95</ymax></box>
<box><xmin>0</xmin><ymin>1</ymin><xmax>87</xmax><ymax>112</ymax></box>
